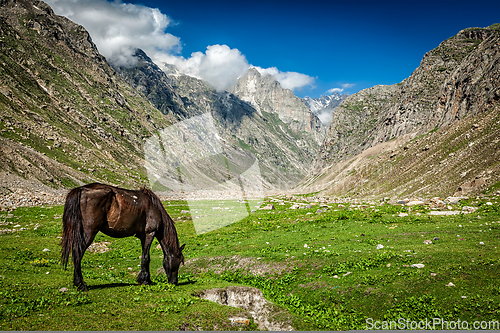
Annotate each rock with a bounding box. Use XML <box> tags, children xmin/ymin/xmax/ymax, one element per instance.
<box><xmin>462</xmin><ymin>206</ymin><xmax>478</xmax><ymax>213</ymax></box>
<box><xmin>406</xmin><ymin>200</ymin><xmax>425</xmax><ymax>206</ymax></box>
<box><xmin>446</xmin><ymin>282</ymin><xmax>455</xmax><ymax>287</ymax></box>
<box><xmin>445</xmin><ymin>196</ymin><xmax>468</xmax><ymax>204</ymax></box>
<box><xmin>229</xmin><ymin>317</ymin><xmax>250</xmax><ymax>327</ymax></box>
<box><xmin>429</xmin><ymin>197</ymin><xmax>446</xmax><ymax>209</ymax></box>
<box><xmin>198</xmin><ymin>286</ymin><xmax>294</xmax><ymax>331</ymax></box>
<box><xmin>305</xmin><ymin>204</ymin><xmax>313</xmax><ymax>209</ymax></box>
<box><xmin>260</xmin><ymin>204</ymin><xmax>275</xmax><ymax>210</ymax></box>
<box><xmin>433</xmin><ymin>237</ymin><xmax>440</xmax><ymax>241</ymax></box>
<box><xmin>429</xmin><ymin>211</ymin><xmax>461</xmax><ymax>216</ymax></box>
<box><xmin>486</xmin><ymin>202</ymin><xmax>493</xmax><ymax>206</ymax></box>
<box><xmin>430</xmin><ymin>273</ymin><xmax>437</xmax><ymax>276</ymax></box>
<box><xmin>59</xmin><ymin>287</ymin><xmax>69</xmax><ymax>292</ymax></box>
<box><xmin>411</xmin><ymin>264</ymin><xmax>425</xmax><ymax>268</ymax></box>
<box><xmin>455</xmin><ymin>177</ymin><xmax>486</xmax><ymax>196</ymax></box>
<box><xmin>398</xmin><ymin>212</ymin><xmax>409</xmax><ymax>217</ymax></box>
<box><xmin>289</xmin><ymin>204</ymin><xmax>300</xmax><ymax>209</ymax></box>
<box><xmin>87</xmin><ymin>241</ymin><xmax>111</xmax><ymax>253</ymax></box>
<box><xmin>397</xmin><ymin>200</ymin><xmax>408</xmax><ymax>205</ymax></box>
<box><xmin>423</xmin><ymin>240</ymin><xmax>432</xmax><ymax>244</ymax></box>
<box><xmin>479</xmin><ymin>241</ymin><xmax>484</xmax><ymax>245</ymax></box>
<box><xmin>376</xmin><ymin>244</ymin><xmax>384</xmax><ymax>250</ymax></box>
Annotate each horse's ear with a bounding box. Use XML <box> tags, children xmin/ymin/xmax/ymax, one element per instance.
<box><xmin>180</xmin><ymin>243</ymin><xmax>186</xmax><ymax>251</ymax></box>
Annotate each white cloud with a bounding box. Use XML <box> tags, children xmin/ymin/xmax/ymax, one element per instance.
<box><xmin>326</xmin><ymin>83</ymin><xmax>355</xmax><ymax>94</ymax></box>
<box><xmin>45</xmin><ymin>0</ymin><xmax>314</xmax><ymax>93</ymax></box>
<box><xmin>252</xmin><ymin>66</ymin><xmax>315</xmax><ymax>91</ymax></box>
<box><xmin>316</xmin><ymin>109</ymin><xmax>335</xmax><ymax>126</ymax></box>
<box><xmin>158</xmin><ymin>45</ymin><xmax>249</xmax><ymax>91</ymax></box>
<box><xmin>45</xmin><ymin>0</ymin><xmax>181</xmax><ymax>67</ymax></box>
<box><xmin>326</xmin><ymin>88</ymin><xmax>344</xmax><ymax>94</ymax></box>
<box><xmin>46</xmin><ymin>0</ymin><xmax>247</xmax><ymax>90</ymax></box>
<box><xmin>341</xmin><ymin>83</ymin><xmax>355</xmax><ymax>89</ymax></box>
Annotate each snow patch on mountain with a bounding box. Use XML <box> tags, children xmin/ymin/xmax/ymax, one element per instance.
<box><xmin>303</xmin><ymin>92</ymin><xmax>348</xmax><ymax>125</ymax></box>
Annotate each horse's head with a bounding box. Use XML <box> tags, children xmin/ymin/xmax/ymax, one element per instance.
<box><xmin>165</xmin><ymin>243</ymin><xmax>185</xmax><ymax>284</ymax></box>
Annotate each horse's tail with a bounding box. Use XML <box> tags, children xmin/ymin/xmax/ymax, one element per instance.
<box><xmin>61</xmin><ymin>187</ymin><xmax>85</xmax><ymax>269</ymax></box>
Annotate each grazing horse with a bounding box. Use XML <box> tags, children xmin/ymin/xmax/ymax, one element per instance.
<box><xmin>61</xmin><ymin>183</ymin><xmax>185</xmax><ymax>291</ymax></box>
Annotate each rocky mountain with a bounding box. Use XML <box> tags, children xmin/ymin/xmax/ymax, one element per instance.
<box><xmin>0</xmin><ymin>0</ymin><xmax>328</xmax><ymax>195</ymax></box>
<box><xmin>303</xmin><ymin>92</ymin><xmax>346</xmax><ymax>113</ymax></box>
<box><xmin>111</xmin><ymin>49</ymin><xmax>195</xmax><ymax>121</ymax></box>
<box><xmin>114</xmin><ymin>54</ymin><xmax>323</xmax><ymax>190</ymax></box>
<box><xmin>303</xmin><ymin>92</ymin><xmax>348</xmax><ymax>126</ymax></box>
<box><xmin>230</xmin><ymin>68</ymin><xmax>325</xmax><ymax>144</ymax></box>
<box><xmin>0</xmin><ymin>0</ymin><xmax>174</xmax><ymax>193</ymax></box>
<box><xmin>304</xmin><ymin>24</ymin><xmax>500</xmax><ymax>198</ymax></box>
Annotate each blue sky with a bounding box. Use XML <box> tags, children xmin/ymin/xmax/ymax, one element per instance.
<box><xmin>47</xmin><ymin>0</ymin><xmax>500</xmax><ymax>98</ymax></box>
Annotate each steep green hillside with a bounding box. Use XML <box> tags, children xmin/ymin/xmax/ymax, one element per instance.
<box><xmin>0</xmin><ymin>0</ymin><xmax>173</xmax><ymax>191</ymax></box>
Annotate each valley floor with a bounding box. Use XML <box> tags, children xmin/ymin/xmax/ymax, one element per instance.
<box><xmin>0</xmin><ymin>194</ymin><xmax>499</xmax><ymax>330</ymax></box>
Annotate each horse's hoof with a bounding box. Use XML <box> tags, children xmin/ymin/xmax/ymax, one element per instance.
<box><xmin>77</xmin><ymin>283</ymin><xmax>88</xmax><ymax>291</ymax></box>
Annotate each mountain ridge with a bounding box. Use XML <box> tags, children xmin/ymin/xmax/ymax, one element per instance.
<box><xmin>303</xmin><ymin>92</ymin><xmax>348</xmax><ymax>126</ymax></box>
<box><xmin>0</xmin><ymin>0</ymin><xmax>174</xmax><ymax>192</ymax></box>
<box><xmin>0</xmin><ymin>0</ymin><xmax>498</xmax><ymax>201</ymax></box>
<box><xmin>306</xmin><ymin>24</ymin><xmax>500</xmax><ymax>198</ymax></box>
<box><xmin>113</xmin><ymin>49</ymin><xmax>325</xmax><ymax>190</ymax></box>
<box><xmin>230</xmin><ymin>68</ymin><xmax>325</xmax><ymax>144</ymax></box>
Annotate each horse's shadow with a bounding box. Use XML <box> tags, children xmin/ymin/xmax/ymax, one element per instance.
<box><xmin>177</xmin><ymin>280</ymin><xmax>196</xmax><ymax>286</ymax></box>
<box><xmin>87</xmin><ymin>280</ymin><xmax>196</xmax><ymax>290</ymax></box>
<box><xmin>87</xmin><ymin>283</ymin><xmax>133</xmax><ymax>290</ymax></box>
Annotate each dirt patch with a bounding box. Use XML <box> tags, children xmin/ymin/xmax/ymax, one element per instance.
<box><xmin>182</xmin><ymin>255</ymin><xmax>293</xmax><ymax>276</ymax></box>
<box><xmin>87</xmin><ymin>241</ymin><xmax>111</xmax><ymax>253</ymax></box>
<box><xmin>197</xmin><ymin>286</ymin><xmax>294</xmax><ymax>331</ymax></box>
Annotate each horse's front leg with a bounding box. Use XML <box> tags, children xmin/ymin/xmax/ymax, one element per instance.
<box><xmin>137</xmin><ymin>232</ymin><xmax>154</xmax><ymax>285</ymax></box>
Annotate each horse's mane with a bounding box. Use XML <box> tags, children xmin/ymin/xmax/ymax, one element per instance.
<box><xmin>141</xmin><ymin>187</ymin><xmax>181</xmax><ymax>255</ymax></box>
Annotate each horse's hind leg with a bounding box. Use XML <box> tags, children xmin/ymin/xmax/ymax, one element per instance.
<box><xmin>137</xmin><ymin>232</ymin><xmax>154</xmax><ymax>285</ymax></box>
<box><xmin>73</xmin><ymin>229</ymin><xmax>99</xmax><ymax>291</ymax></box>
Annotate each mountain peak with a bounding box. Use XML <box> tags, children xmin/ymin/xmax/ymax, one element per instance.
<box><xmin>230</xmin><ymin>67</ymin><xmax>324</xmax><ymax>142</ymax></box>
<box><xmin>303</xmin><ymin>92</ymin><xmax>348</xmax><ymax>126</ymax></box>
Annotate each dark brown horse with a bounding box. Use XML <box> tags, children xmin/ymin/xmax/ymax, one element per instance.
<box><xmin>61</xmin><ymin>183</ymin><xmax>185</xmax><ymax>291</ymax></box>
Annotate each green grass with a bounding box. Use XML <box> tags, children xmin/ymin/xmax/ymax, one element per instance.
<box><xmin>1</xmin><ymin>197</ymin><xmax>499</xmax><ymax>330</ymax></box>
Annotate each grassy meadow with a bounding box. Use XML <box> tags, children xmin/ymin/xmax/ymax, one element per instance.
<box><xmin>0</xmin><ymin>195</ymin><xmax>499</xmax><ymax>330</ymax></box>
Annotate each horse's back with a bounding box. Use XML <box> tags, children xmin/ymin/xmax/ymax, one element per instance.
<box><xmin>71</xmin><ymin>183</ymin><xmax>155</xmax><ymax>237</ymax></box>
<box><xmin>92</xmin><ymin>185</ymin><xmax>150</xmax><ymax>237</ymax></box>
<box><xmin>79</xmin><ymin>183</ymin><xmax>114</xmax><ymax>204</ymax></box>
